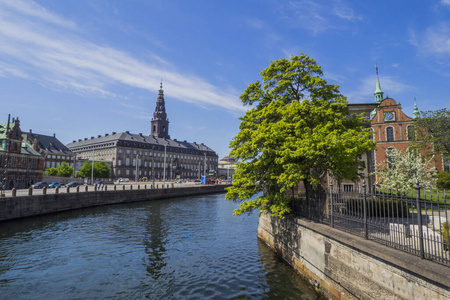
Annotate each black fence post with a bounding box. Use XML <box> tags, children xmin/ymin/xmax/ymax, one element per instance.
<box><xmin>330</xmin><ymin>180</ymin><xmax>334</xmax><ymax>228</ymax></box>
<box><xmin>415</xmin><ymin>181</ymin><xmax>425</xmax><ymax>259</ymax></box>
<box><xmin>363</xmin><ymin>180</ymin><xmax>368</xmax><ymax>239</ymax></box>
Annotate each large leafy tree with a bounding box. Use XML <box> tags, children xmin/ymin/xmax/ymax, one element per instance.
<box><xmin>413</xmin><ymin>108</ymin><xmax>450</xmax><ymax>156</ymax></box>
<box><xmin>225</xmin><ymin>53</ymin><xmax>376</xmax><ymax>218</ymax></box>
<box><xmin>375</xmin><ymin>147</ymin><xmax>437</xmax><ymax>190</ymax></box>
<box><xmin>57</xmin><ymin>162</ymin><xmax>73</xmax><ymax>177</ymax></box>
<box><xmin>77</xmin><ymin>161</ymin><xmax>110</xmax><ymax>179</ymax></box>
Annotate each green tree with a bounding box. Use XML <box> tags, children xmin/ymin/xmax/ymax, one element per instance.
<box><xmin>413</xmin><ymin>108</ymin><xmax>450</xmax><ymax>156</ymax></box>
<box><xmin>436</xmin><ymin>171</ymin><xmax>450</xmax><ymax>190</ymax></box>
<box><xmin>45</xmin><ymin>167</ymin><xmax>58</xmax><ymax>176</ymax></box>
<box><xmin>225</xmin><ymin>53</ymin><xmax>376</xmax><ymax>218</ymax></box>
<box><xmin>57</xmin><ymin>162</ymin><xmax>73</xmax><ymax>177</ymax></box>
<box><xmin>375</xmin><ymin>147</ymin><xmax>437</xmax><ymax>190</ymax></box>
<box><xmin>78</xmin><ymin>161</ymin><xmax>110</xmax><ymax>179</ymax></box>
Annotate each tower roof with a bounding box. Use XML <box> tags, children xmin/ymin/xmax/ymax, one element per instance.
<box><xmin>374</xmin><ymin>65</ymin><xmax>384</xmax><ymax>104</ymax></box>
<box><xmin>413</xmin><ymin>96</ymin><xmax>420</xmax><ymax>119</ymax></box>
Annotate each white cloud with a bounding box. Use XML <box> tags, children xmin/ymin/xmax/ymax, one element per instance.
<box><xmin>345</xmin><ymin>75</ymin><xmax>412</xmax><ymax>103</ymax></box>
<box><xmin>0</xmin><ymin>0</ymin><xmax>245</xmax><ymax>113</ymax></box>
<box><xmin>441</xmin><ymin>0</ymin><xmax>450</xmax><ymax>6</ymax></box>
<box><xmin>276</xmin><ymin>0</ymin><xmax>362</xmax><ymax>34</ymax></box>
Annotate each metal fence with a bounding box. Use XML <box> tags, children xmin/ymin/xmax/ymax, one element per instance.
<box><xmin>290</xmin><ymin>182</ymin><xmax>450</xmax><ymax>266</ymax></box>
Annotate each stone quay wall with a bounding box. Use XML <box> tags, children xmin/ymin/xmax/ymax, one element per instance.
<box><xmin>258</xmin><ymin>213</ymin><xmax>450</xmax><ymax>300</ymax></box>
<box><xmin>0</xmin><ymin>185</ymin><xmax>228</xmax><ymax>222</ymax></box>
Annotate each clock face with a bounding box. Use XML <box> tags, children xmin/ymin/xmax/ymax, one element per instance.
<box><xmin>384</xmin><ymin>111</ymin><xmax>395</xmax><ymax>121</ymax></box>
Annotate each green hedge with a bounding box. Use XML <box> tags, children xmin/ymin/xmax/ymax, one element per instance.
<box><xmin>346</xmin><ymin>198</ymin><xmax>410</xmax><ymax>218</ymax></box>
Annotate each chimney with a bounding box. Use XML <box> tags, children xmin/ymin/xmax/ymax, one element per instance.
<box><xmin>29</xmin><ymin>129</ymin><xmax>32</xmax><ymax>134</ymax></box>
<box><xmin>91</xmin><ymin>137</ymin><xmax>94</xmax><ymax>139</ymax></box>
<box><xmin>112</xmin><ymin>132</ymin><xmax>116</xmax><ymax>135</ymax></box>
<box><xmin>33</xmin><ymin>136</ymin><xmax>40</xmax><ymax>151</ymax></box>
<box><xmin>72</xmin><ymin>140</ymin><xmax>76</xmax><ymax>143</ymax></box>
<box><xmin>53</xmin><ymin>133</ymin><xmax>55</xmax><ymax>138</ymax></box>
<box><xmin>78</xmin><ymin>139</ymin><xmax>82</xmax><ymax>142</ymax></box>
<box><xmin>98</xmin><ymin>135</ymin><xmax>101</xmax><ymax>138</ymax></box>
<box><xmin>105</xmin><ymin>133</ymin><xmax>109</xmax><ymax>136</ymax></box>
<box><xmin>126</xmin><ymin>131</ymin><xmax>130</xmax><ymax>134</ymax></box>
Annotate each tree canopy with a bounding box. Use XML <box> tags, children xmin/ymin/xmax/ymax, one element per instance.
<box><xmin>413</xmin><ymin>108</ymin><xmax>450</xmax><ymax>156</ymax></box>
<box><xmin>77</xmin><ymin>161</ymin><xmax>110</xmax><ymax>179</ymax></box>
<box><xmin>375</xmin><ymin>147</ymin><xmax>437</xmax><ymax>190</ymax></box>
<box><xmin>44</xmin><ymin>162</ymin><xmax>73</xmax><ymax>177</ymax></box>
<box><xmin>225</xmin><ymin>53</ymin><xmax>376</xmax><ymax>218</ymax></box>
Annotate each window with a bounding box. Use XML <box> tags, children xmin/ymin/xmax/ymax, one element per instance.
<box><xmin>132</xmin><ymin>158</ymin><xmax>136</xmax><ymax>166</ymax></box>
<box><xmin>386</xmin><ymin>127</ymin><xmax>394</xmax><ymax>142</ymax></box>
<box><xmin>407</xmin><ymin>125</ymin><xmax>415</xmax><ymax>140</ymax></box>
<box><xmin>118</xmin><ymin>149</ymin><xmax>122</xmax><ymax>154</ymax></box>
<box><xmin>125</xmin><ymin>158</ymin><xmax>130</xmax><ymax>166</ymax></box>
<box><xmin>126</xmin><ymin>170</ymin><xmax>129</xmax><ymax>175</ymax></box>
<box><xmin>118</xmin><ymin>159</ymin><xmax>122</xmax><ymax>166</ymax></box>
<box><xmin>126</xmin><ymin>150</ymin><xmax>131</xmax><ymax>155</ymax></box>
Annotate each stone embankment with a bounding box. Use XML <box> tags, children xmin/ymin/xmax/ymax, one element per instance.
<box><xmin>258</xmin><ymin>213</ymin><xmax>450</xmax><ymax>300</ymax></box>
<box><xmin>0</xmin><ymin>184</ymin><xmax>229</xmax><ymax>222</ymax></box>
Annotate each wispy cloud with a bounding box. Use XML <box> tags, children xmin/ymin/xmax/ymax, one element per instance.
<box><xmin>0</xmin><ymin>0</ymin><xmax>245</xmax><ymax>113</ymax></box>
<box><xmin>276</xmin><ymin>0</ymin><xmax>362</xmax><ymax>34</ymax></box>
<box><xmin>345</xmin><ymin>75</ymin><xmax>412</xmax><ymax>103</ymax></box>
<box><xmin>441</xmin><ymin>0</ymin><xmax>450</xmax><ymax>6</ymax></box>
<box><xmin>409</xmin><ymin>23</ymin><xmax>450</xmax><ymax>76</ymax></box>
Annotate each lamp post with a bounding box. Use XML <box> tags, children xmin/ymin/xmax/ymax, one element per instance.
<box><xmin>163</xmin><ymin>144</ymin><xmax>167</xmax><ymax>184</ymax></box>
<box><xmin>135</xmin><ymin>154</ymin><xmax>139</xmax><ymax>182</ymax></box>
<box><xmin>204</xmin><ymin>153</ymin><xmax>207</xmax><ymax>176</ymax></box>
<box><xmin>91</xmin><ymin>147</ymin><xmax>94</xmax><ymax>185</ymax></box>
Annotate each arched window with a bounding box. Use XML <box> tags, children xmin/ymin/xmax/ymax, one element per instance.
<box><xmin>125</xmin><ymin>157</ymin><xmax>130</xmax><ymax>166</ymax></box>
<box><xmin>386</xmin><ymin>147</ymin><xmax>395</xmax><ymax>169</ymax></box>
<box><xmin>162</xmin><ymin>126</ymin><xmax>166</xmax><ymax>133</ymax></box>
<box><xmin>386</xmin><ymin>127</ymin><xmax>394</xmax><ymax>142</ymax></box>
<box><xmin>153</xmin><ymin>125</ymin><xmax>156</xmax><ymax>133</ymax></box>
<box><xmin>407</xmin><ymin>125</ymin><xmax>415</xmax><ymax>140</ymax></box>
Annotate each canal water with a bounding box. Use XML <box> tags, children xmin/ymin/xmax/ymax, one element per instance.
<box><xmin>0</xmin><ymin>193</ymin><xmax>323</xmax><ymax>299</ymax></box>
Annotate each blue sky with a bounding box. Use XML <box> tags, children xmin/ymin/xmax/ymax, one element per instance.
<box><xmin>0</xmin><ymin>0</ymin><xmax>449</xmax><ymax>159</ymax></box>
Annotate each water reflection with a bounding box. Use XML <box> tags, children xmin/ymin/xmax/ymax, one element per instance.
<box><xmin>0</xmin><ymin>194</ymin><xmax>323</xmax><ymax>299</ymax></box>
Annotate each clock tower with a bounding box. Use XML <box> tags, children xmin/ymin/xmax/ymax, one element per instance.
<box><xmin>150</xmin><ymin>81</ymin><xmax>170</xmax><ymax>139</ymax></box>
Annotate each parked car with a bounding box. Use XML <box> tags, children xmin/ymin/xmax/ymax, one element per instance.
<box><xmin>66</xmin><ymin>182</ymin><xmax>82</xmax><ymax>187</ymax></box>
<box><xmin>33</xmin><ymin>182</ymin><xmax>48</xmax><ymax>189</ymax></box>
<box><xmin>48</xmin><ymin>182</ymin><xmax>62</xmax><ymax>188</ymax></box>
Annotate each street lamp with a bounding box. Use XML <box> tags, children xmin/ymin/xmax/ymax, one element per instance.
<box><xmin>163</xmin><ymin>144</ymin><xmax>167</xmax><ymax>184</ymax></box>
<box><xmin>91</xmin><ymin>147</ymin><xmax>94</xmax><ymax>185</ymax></box>
<box><xmin>135</xmin><ymin>154</ymin><xmax>139</xmax><ymax>182</ymax></box>
<box><xmin>204</xmin><ymin>153</ymin><xmax>207</xmax><ymax>176</ymax></box>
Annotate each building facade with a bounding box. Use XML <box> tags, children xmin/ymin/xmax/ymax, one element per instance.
<box><xmin>0</xmin><ymin>117</ymin><xmax>44</xmax><ymax>189</ymax></box>
<box><xmin>22</xmin><ymin>130</ymin><xmax>76</xmax><ymax>172</ymax></box>
<box><xmin>67</xmin><ymin>84</ymin><xmax>218</xmax><ymax>180</ymax></box>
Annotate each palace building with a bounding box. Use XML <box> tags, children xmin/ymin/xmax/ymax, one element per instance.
<box><xmin>66</xmin><ymin>83</ymin><xmax>219</xmax><ymax>180</ymax></box>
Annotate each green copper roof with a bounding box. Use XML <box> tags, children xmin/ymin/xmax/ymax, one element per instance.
<box><xmin>413</xmin><ymin>97</ymin><xmax>420</xmax><ymax>119</ymax></box>
<box><xmin>374</xmin><ymin>65</ymin><xmax>383</xmax><ymax>104</ymax></box>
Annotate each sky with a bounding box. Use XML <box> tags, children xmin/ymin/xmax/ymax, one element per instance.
<box><xmin>0</xmin><ymin>0</ymin><xmax>449</xmax><ymax>159</ymax></box>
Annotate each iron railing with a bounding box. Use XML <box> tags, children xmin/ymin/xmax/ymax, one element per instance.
<box><xmin>290</xmin><ymin>182</ymin><xmax>450</xmax><ymax>266</ymax></box>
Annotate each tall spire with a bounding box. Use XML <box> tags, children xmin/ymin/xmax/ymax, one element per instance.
<box><xmin>159</xmin><ymin>79</ymin><xmax>163</xmax><ymax>94</ymax></box>
<box><xmin>413</xmin><ymin>96</ymin><xmax>420</xmax><ymax>119</ymax></box>
<box><xmin>374</xmin><ymin>64</ymin><xmax>384</xmax><ymax>104</ymax></box>
<box><xmin>151</xmin><ymin>81</ymin><xmax>170</xmax><ymax>139</ymax></box>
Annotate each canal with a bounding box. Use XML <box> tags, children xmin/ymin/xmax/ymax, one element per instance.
<box><xmin>0</xmin><ymin>193</ymin><xmax>323</xmax><ymax>299</ymax></box>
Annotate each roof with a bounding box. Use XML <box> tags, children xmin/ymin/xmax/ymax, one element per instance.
<box><xmin>0</xmin><ymin>123</ymin><xmax>42</xmax><ymax>156</ymax></box>
<box><xmin>0</xmin><ymin>123</ymin><xmax>13</xmax><ymax>140</ymax></box>
<box><xmin>24</xmin><ymin>132</ymin><xmax>75</xmax><ymax>155</ymax></box>
<box><xmin>66</xmin><ymin>131</ymin><xmax>217</xmax><ymax>156</ymax></box>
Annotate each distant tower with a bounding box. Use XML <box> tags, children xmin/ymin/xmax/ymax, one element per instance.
<box><xmin>150</xmin><ymin>81</ymin><xmax>170</xmax><ymax>139</ymax></box>
<box><xmin>374</xmin><ymin>65</ymin><xmax>384</xmax><ymax>104</ymax></box>
<box><xmin>413</xmin><ymin>96</ymin><xmax>420</xmax><ymax>119</ymax></box>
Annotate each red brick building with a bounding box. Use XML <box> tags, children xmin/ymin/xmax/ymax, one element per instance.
<box><xmin>0</xmin><ymin>117</ymin><xmax>44</xmax><ymax>189</ymax></box>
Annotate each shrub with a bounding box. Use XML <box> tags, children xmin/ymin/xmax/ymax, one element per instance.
<box><xmin>442</xmin><ymin>222</ymin><xmax>449</xmax><ymax>251</ymax></box>
<box><xmin>436</xmin><ymin>171</ymin><xmax>450</xmax><ymax>190</ymax></box>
